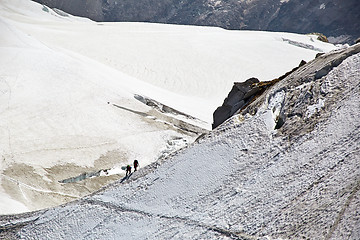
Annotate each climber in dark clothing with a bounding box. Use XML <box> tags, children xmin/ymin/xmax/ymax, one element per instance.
<box><xmin>126</xmin><ymin>165</ymin><xmax>131</xmax><ymax>176</ymax></box>
<box><xmin>134</xmin><ymin>160</ymin><xmax>139</xmax><ymax>171</ymax></box>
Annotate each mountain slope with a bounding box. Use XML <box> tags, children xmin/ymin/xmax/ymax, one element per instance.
<box><xmin>31</xmin><ymin>0</ymin><xmax>360</xmax><ymax>43</ymax></box>
<box><xmin>1</xmin><ymin>42</ymin><xmax>359</xmax><ymax>239</ymax></box>
<box><xmin>267</xmin><ymin>0</ymin><xmax>360</xmax><ymax>44</ymax></box>
<box><xmin>0</xmin><ymin>0</ymin><xmax>338</xmax><ymax>215</ymax></box>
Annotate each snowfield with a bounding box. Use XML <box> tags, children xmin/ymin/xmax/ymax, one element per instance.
<box><xmin>0</xmin><ymin>0</ymin><xmax>338</xmax><ymax>214</ymax></box>
<box><xmin>2</xmin><ymin>42</ymin><xmax>359</xmax><ymax>240</ymax></box>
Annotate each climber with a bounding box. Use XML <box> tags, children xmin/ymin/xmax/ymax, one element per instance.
<box><xmin>126</xmin><ymin>165</ymin><xmax>131</xmax><ymax>176</ymax></box>
<box><xmin>134</xmin><ymin>159</ymin><xmax>139</xmax><ymax>171</ymax></box>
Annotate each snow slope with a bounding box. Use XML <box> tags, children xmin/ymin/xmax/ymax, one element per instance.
<box><xmin>0</xmin><ymin>0</ymin><xmax>337</xmax><ymax>214</ymax></box>
<box><xmin>1</xmin><ymin>41</ymin><xmax>359</xmax><ymax>240</ymax></box>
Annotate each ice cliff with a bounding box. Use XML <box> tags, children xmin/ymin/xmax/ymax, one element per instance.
<box><xmin>1</xmin><ymin>44</ymin><xmax>359</xmax><ymax>239</ymax></box>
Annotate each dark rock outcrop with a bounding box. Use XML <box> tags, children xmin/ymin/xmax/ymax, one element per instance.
<box><xmin>212</xmin><ymin>78</ymin><xmax>260</xmax><ymax>129</ymax></box>
<box><xmin>213</xmin><ymin>60</ymin><xmax>307</xmax><ymax>129</ymax></box>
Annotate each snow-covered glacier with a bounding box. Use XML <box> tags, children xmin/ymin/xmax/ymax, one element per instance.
<box><xmin>0</xmin><ymin>0</ymin><xmax>339</xmax><ymax>215</ymax></box>
<box><xmin>1</xmin><ymin>24</ymin><xmax>359</xmax><ymax>240</ymax></box>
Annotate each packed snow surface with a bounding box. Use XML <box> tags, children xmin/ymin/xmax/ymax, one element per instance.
<box><xmin>0</xmin><ymin>0</ymin><xmax>336</xmax><ymax>214</ymax></box>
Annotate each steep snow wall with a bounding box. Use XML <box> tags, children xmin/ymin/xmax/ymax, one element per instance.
<box><xmin>1</xmin><ymin>43</ymin><xmax>359</xmax><ymax>239</ymax></box>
